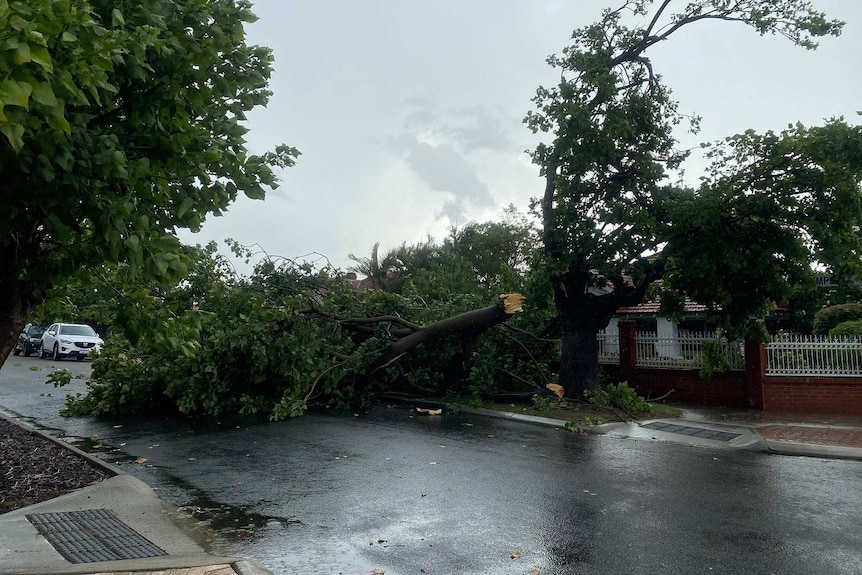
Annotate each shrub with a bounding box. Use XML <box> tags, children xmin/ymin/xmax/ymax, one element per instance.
<box><xmin>828</xmin><ymin>320</ymin><xmax>862</xmax><ymax>338</ymax></box>
<box><xmin>584</xmin><ymin>381</ymin><xmax>650</xmax><ymax>417</ymax></box>
<box><xmin>812</xmin><ymin>303</ymin><xmax>862</xmax><ymax>335</ymax></box>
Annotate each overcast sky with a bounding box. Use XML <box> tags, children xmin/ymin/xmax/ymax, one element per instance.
<box><xmin>179</xmin><ymin>0</ymin><xmax>862</xmax><ymax>274</ymax></box>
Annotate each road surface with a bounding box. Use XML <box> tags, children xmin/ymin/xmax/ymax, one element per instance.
<box><xmin>2</xmin><ymin>356</ymin><xmax>861</xmax><ymax>574</ymax></box>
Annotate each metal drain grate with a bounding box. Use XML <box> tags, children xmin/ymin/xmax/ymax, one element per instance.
<box><xmin>641</xmin><ymin>421</ymin><xmax>741</xmax><ymax>442</ymax></box>
<box><xmin>26</xmin><ymin>509</ymin><xmax>167</xmax><ymax>564</ymax></box>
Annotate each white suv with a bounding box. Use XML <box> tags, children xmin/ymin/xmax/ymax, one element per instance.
<box><xmin>40</xmin><ymin>323</ymin><xmax>104</xmax><ymax>361</ymax></box>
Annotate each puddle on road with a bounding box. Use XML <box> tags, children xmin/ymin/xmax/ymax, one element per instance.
<box><xmin>241</xmin><ymin>530</ymin><xmax>371</xmax><ymax>575</ymax></box>
<box><xmin>64</xmin><ymin>433</ymin><xmax>306</xmax><ymax>557</ymax></box>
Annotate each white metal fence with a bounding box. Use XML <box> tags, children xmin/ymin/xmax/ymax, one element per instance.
<box><xmin>766</xmin><ymin>334</ymin><xmax>862</xmax><ymax>377</ymax></box>
<box><xmin>635</xmin><ymin>331</ymin><xmax>745</xmax><ymax>370</ymax></box>
<box><xmin>596</xmin><ymin>330</ymin><xmax>745</xmax><ymax>371</ymax></box>
<box><xmin>596</xmin><ymin>330</ymin><xmax>619</xmax><ymax>365</ymax></box>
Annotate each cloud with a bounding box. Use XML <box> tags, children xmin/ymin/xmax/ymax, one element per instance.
<box><xmin>392</xmin><ymin>134</ymin><xmax>492</xmax><ymax>222</ymax></box>
<box><xmin>447</xmin><ymin>104</ymin><xmax>513</xmax><ymax>152</ymax></box>
<box><xmin>391</xmin><ymin>99</ymin><xmax>521</xmax><ymax>223</ymax></box>
<box><xmin>403</xmin><ymin>99</ymin><xmax>514</xmax><ymax>152</ymax></box>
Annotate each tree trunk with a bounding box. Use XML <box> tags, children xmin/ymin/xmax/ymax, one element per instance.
<box><xmin>551</xmin><ymin>268</ymin><xmax>619</xmax><ymax>399</ymax></box>
<box><xmin>559</xmin><ymin>312</ymin><xmax>600</xmax><ymax>398</ymax></box>
<box><xmin>0</xmin><ymin>263</ymin><xmax>30</xmax><ymax>367</ymax></box>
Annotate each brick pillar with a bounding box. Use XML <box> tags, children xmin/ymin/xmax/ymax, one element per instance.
<box><xmin>618</xmin><ymin>321</ymin><xmax>637</xmax><ymax>384</ymax></box>
<box><xmin>744</xmin><ymin>339</ymin><xmax>766</xmax><ymax>410</ymax></box>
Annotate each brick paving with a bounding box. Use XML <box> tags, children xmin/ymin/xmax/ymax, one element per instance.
<box><xmin>756</xmin><ymin>425</ymin><xmax>862</xmax><ymax>448</ymax></box>
<box><xmin>89</xmin><ymin>565</ymin><xmax>237</xmax><ymax>575</ymax></box>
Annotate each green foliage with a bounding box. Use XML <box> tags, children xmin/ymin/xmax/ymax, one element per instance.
<box><xmin>828</xmin><ymin>320</ymin><xmax>862</xmax><ymax>338</ymax></box>
<box><xmin>0</xmin><ymin>0</ymin><xmax>297</xmax><ymax>361</ymax></box>
<box><xmin>46</xmin><ymin>368</ymin><xmax>72</xmax><ymax>388</ymax></box>
<box><xmin>530</xmin><ymin>394</ymin><xmax>569</xmax><ymax>416</ymax></box>
<box><xmin>60</xmin><ymin>336</ymin><xmax>172</xmax><ymax>417</ymax></box>
<box><xmin>697</xmin><ymin>338</ymin><xmax>745</xmax><ymax>378</ymax></box>
<box><xmin>584</xmin><ymin>382</ymin><xmax>650</xmax><ymax>418</ymax></box>
<box><xmin>813</xmin><ymin>303</ymin><xmax>862</xmax><ymax>335</ymax></box>
<box><xmin>63</xmin><ymin>225</ymin><xmax>551</xmax><ymax>420</ymax></box>
<box><xmin>663</xmin><ymin>121</ymin><xmax>862</xmax><ymax>340</ymax></box>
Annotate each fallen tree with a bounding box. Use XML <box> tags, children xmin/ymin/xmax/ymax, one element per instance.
<box><xmin>55</xmin><ymin>249</ymin><xmax>536</xmax><ymax>420</ymax></box>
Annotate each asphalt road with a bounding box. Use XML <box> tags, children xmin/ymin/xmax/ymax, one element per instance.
<box><xmin>2</xmin><ymin>356</ymin><xmax>862</xmax><ymax>575</ymax></box>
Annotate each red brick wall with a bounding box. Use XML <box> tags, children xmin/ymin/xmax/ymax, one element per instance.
<box><xmin>602</xmin><ymin>330</ymin><xmax>862</xmax><ymax>414</ymax></box>
<box><xmin>630</xmin><ymin>369</ymin><xmax>748</xmax><ymax>408</ymax></box>
<box><xmin>601</xmin><ymin>365</ymin><xmax>748</xmax><ymax>408</ymax></box>
<box><xmin>763</xmin><ymin>377</ymin><xmax>862</xmax><ymax>415</ymax></box>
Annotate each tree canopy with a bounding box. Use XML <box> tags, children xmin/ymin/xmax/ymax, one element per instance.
<box><xmin>525</xmin><ymin>0</ymin><xmax>857</xmax><ymax>395</ymax></box>
<box><xmin>0</xmin><ymin>0</ymin><xmax>297</xmax><ymax>362</ymax></box>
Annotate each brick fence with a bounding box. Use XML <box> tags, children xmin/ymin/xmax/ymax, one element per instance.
<box><xmin>610</xmin><ymin>321</ymin><xmax>862</xmax><ymax>415</ymax></box>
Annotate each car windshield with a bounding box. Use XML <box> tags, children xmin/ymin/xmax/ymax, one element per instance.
<box><xmin>28</xmin><ymin>326</ymin><xmax>45</xmax><ymax>336</ymax></box>
<box><xmin>58</xmin><ymin>325</ymin><xmax>97</xmax><ymax>337</ymax></box>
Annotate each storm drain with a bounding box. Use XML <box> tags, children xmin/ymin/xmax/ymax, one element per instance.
<box><xmin>641</xmin><ymin>421</ymin><xmax>741</xmax><ymax>442</ymax></box>
<box><xmin>26</xmin><ymin>509</ymin><xmax>167</xmax><ymax>564</ymax></box>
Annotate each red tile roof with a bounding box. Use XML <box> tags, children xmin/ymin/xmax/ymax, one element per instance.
<box><xmin>616</xmin><ymin>297</ymin><xmax>708</xmax><ymax>315</ymax></box>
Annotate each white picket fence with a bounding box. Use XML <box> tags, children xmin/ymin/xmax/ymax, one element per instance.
<box><xmin>766</xmin><ymin>334</ymin><xmax>862</xmax><ymax>377</ymax></box>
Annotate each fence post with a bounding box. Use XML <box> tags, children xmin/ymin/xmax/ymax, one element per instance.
<box><xmin>618</xmin><ymin>321</ymin><xmax>637</xmax><ymax>383</ymax></box>
<box><xmin>744</xmin><ymin>339</ymin><xmax>766</xmax><ymax>410</ymax></box>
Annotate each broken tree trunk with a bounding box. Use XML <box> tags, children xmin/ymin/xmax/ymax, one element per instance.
<box><xmin>372</xmin><ymin>293</ymin><xmax>525</xmax><ymax>371</ymax></box>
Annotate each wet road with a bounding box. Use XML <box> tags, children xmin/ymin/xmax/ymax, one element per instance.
<box><xmin>2</xmin><ymin>357</ymin><xmax>862</xmax><ymax>574</ymax></box>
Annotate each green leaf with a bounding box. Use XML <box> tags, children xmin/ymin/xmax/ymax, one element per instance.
<box><xmin>13</xmin><ymin>42</ymin><xmax>30</xmax><ymax>64</ymax></box>
<box><xmin>47</xmin><ymin>113</ymin><xmax>71</xmax><ymax>133</ymax></box>
<box><xmin>30</xmin><ymin>80</ymin><xmax>58</xmax><ymax>107</ymax></box>
<box><xmin>28</xmin><ymin>45</ymin><xmax>53</xmax><ymax>73</ymax></box>
<box><xmin>177</xmin><ymin>196</ymin><xmax>194</xmax><ymax>218</ymax></box>
<box><xmin>111</xmin><ymin>8</ymin><xmax>125</xmax><ymax>27</ymax></box>
<box><xmin>124</xmin><ymin>234</ymin><xmax>140</xmax><ymax>252</ymax></box>
<box><xmin>9</xmin><ymin>15</ymin><xmax>27</xmax><ymax>31</ymax></box>
<box><xmin>0</xmin><ymin>79</ymin><xmax>32</xmax><ymax>108</ymax></box>
<box><xmin>0</xmin><ymin>123</ymin><xmax>24</xmax><ymax>152</ymax></box>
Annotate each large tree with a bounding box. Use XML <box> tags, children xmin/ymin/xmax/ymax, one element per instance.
<box><xmin>0</xmin><ymin>0</ymin><xmax>296</xmax><ymax>363</ymax></box>
<box><xmin>526</xmin><ymin>0</ymin><xmax>860</xmax><ymax>396</ymax></box>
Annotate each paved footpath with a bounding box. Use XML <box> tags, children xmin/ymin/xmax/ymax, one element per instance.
<box><xmin>757</xmin><ymin>424</ymin><xmax>862</xmax><ymax>448</ymax></box>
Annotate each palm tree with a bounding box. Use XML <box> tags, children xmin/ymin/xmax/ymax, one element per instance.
<box><xmin>347</xmin><ymin>242</ymin><xmax>402</xmax><ymax>290</ymax></box>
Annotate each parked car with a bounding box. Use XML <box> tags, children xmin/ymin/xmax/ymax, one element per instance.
<box><xmin>39</xmin><ymin>323</ymin><xmax>104</xmax><ymax>361</ymax></box>
<box><xmin>12</xmin><ymin>324</ymin><xmax>46</xmax><ymax>357</ymax></box>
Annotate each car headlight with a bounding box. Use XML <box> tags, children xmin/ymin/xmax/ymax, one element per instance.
<box><xmin>60</xmin><ymin>338</ymin><xmax>72</xmax><ymax>344</ymax></box>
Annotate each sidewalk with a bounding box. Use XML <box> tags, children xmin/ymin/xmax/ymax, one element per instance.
<box><xmin>680</xmin><ymin>406</ymin><xmax>862</xmax><ymax>459</ymax></box>
<box><xmin>464</xmin><ymin>404</ymin><xmax>862</xmax><ymax>460</ymax></box>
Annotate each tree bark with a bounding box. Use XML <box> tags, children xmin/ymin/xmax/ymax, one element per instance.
<box><xmin>0</xmin><ymin>253</ymin><xmax>31</xmax><ymax>366</ymax></box>
<box><xmin>371</xmin><ymin>293</ymin><xmax>525</xmax><ymax>371</ymax></box>
<box><xmin>559</xmin><ymin>312</ymin><xmax>600</xmax><ymax>398</ymax></box>
<box><xmin>551</xmin><ymin>260</ymin><xmax>662</xmax><ymax>398</ymax></box>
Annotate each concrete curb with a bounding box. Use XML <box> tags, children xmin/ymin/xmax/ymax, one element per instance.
<box><xmin>763</xmin><ymin>440</ymin><xmax>862</xmax><ymax>461</ymax></box>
